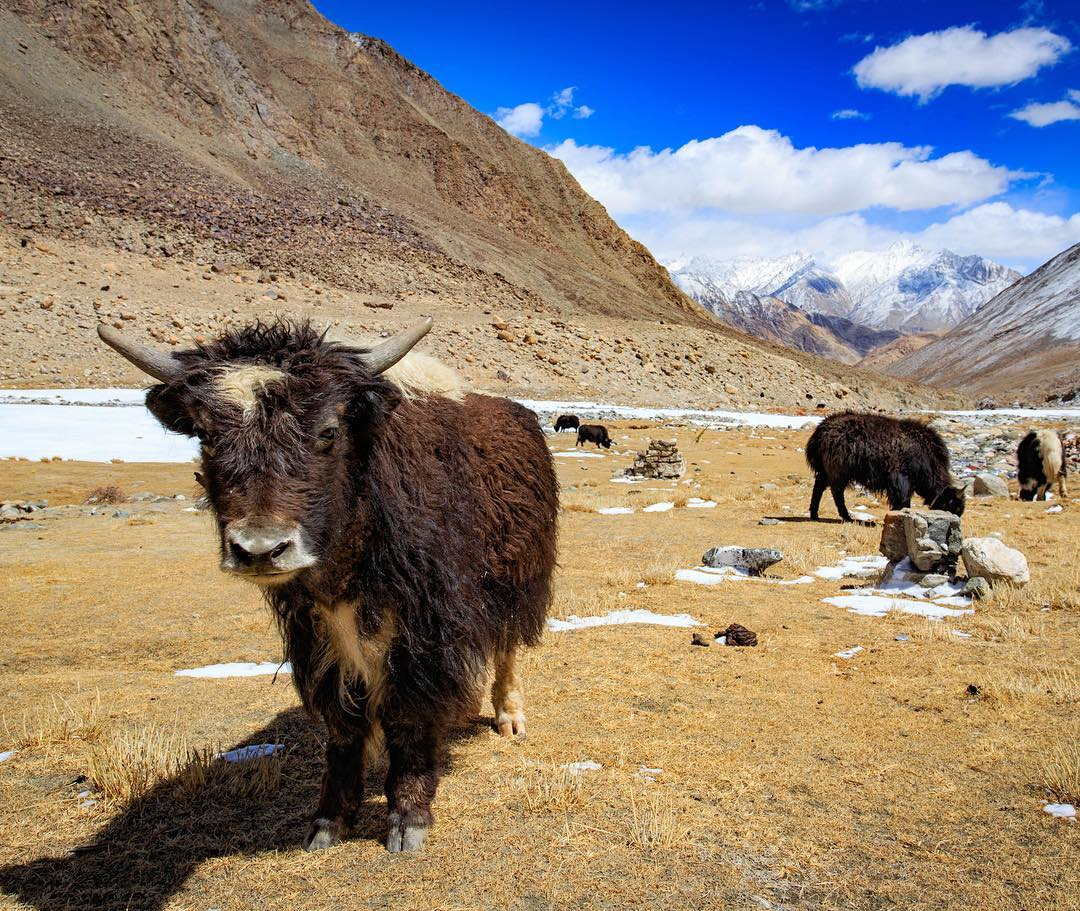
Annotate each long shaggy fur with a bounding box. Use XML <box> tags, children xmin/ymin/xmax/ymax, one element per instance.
<box><xmin>138</xmin><ymin>318</ymin><xmax>558</xmax><ymax>848</ymax></box>
<box><xmin>805</xmin><ymin>411</ymin><xmax>965</xmax><ymax>521</ymax></box>
<box><xmin>1017</xmin><ymin>429</ymin><xmax>1068</xmax><ymax>501</ymax></box>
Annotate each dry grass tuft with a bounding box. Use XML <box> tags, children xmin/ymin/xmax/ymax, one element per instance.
<box><xmin>1039</xmin><ymin>743</ymin><xmax>1080</xmax><ymax>806</ymax></box>
<box><xmin>3</xmin><ymin>693</ymin><xmax>105</xmax><ymax>749</ymax></box>
<box><xmin>982</xmin><ymin>667</ymin><xmax>1078</xmax><ymax>705</ymax></box>
<box><xmin>84</xmin><ymin>484</ymin><xmax>126</xmax><ymax>505</ymax></box>
<box><xmin>625</xmin><ymin>786</ymin><xmax>686</xmax><ymax>853</ymax></box>
<box><xmin>87</xmin><ymin>723</ymin><xmax>283</xmax><ymax>803</ymax></box>
<box><xmin>556</xmin><ymin>586</ymin><xmax>621</xmax><ymax>619</ymax></box>
<box><xmin>507</xmin><ymin>763</ymin><xmax>587</xmax><ymax>815</ymax></box>
<box><xmin>912</xmin><ymin>619</ymin><xmax>954</xmax><ymax>642</ymax></box>
<box><xmin>973</xmin><ymin>613</ymin><xmax>1043</xmax><ymax>642</ymax></box>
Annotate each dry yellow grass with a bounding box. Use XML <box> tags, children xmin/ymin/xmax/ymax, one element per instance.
<box><xmin>0</xmin><ymin>425</ymin><xmax>1077</xmax><ymax>911</ymax></box>
<box><xmin>1040</xmin><ymin>743</ymin><xmax>1080</xmax><ymax>806</ymax></box>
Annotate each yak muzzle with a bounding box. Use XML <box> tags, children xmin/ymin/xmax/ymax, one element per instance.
<box><xmin>221</xmin><ymin>516</ymin><xmax>316</xmax><ymax>582</ymax></box>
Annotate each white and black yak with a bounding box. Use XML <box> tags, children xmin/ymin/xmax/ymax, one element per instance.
<box><xmin>98</xmin><ymin>318</ymin><xmax>558</xmax><ymax>854</ymax></box>
<box><xmin>1017</xmin><ymin>429</ymin><xmax>1069</xmax><ymax>501</ymax></box>
<box><xmin>806</xmin><ymin>411</ymin><xmax>966</xmax><ymax>522</ymax></box>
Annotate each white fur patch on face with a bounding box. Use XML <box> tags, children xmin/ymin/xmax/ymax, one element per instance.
<box><xmin>383</xmin><ymin>352</ymin><xmax>464</xmax><ymax>402</ymax></box>
<box><xmin>214</xmin><ymin>365</ymin><xmax>286</xmax><ymax>415</ymax></box>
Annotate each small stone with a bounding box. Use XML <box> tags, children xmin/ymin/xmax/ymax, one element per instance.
<box><xmin>702</xmin><ymin>546</ymin><xmax>782</xmax><ymax>576</ymax></box>
<box><xmin>691</xmin><ymin>632</ymin><xmax>711</xmax><ymax>648</ymax></box>
<box><xmin>962</xmin><ymin>576</ymin><xmax>992</xmax><ymax>600</ymax></box>
<box><xmin>759</xmin><ymin>517</ymin><xmax>780</xmax><ymax>526</ymax></box>
<box><xmin>920</xmin><ymin>573</ymin><xmax>949</xmax><ymax>588</ymax></box>
<box><xmin>112</xmin><ymin>509</ymin><xmax>130</xmax><ymax>518</ymax></box>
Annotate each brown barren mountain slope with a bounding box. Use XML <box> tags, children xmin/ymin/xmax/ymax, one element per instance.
<box><xmin>0</xmin><ymin>0</ymin><xmax>953</xmax><ymax>409</ymax></box>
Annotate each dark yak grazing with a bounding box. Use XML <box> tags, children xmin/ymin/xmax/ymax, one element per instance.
<box><xmin>805</xmin><ymin>411</ymin><xmax>965</xmax><ymax>522</ymax></box>
<box><xmin>576</xmin><ymin>423</ymin><xmax>612</xmax><ymax>449</ymax></box>
<box><xmin>554</xmin><ymin>414</ymin><xmax>580</xmax><ymax>432</ymax></box>
<box><xmin>98</xmin><ymin>318</ymin><xmax>558</xmax><ymax>854</ymax></box>
<box><xmin>1017</xmin><ymin>429</ymin><xmax>1068</xmax><ymax>501</ymax></box>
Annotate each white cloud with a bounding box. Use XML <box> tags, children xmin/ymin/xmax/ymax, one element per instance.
<box><xmin>853</xmin><ymin>26</ymin><xmax>1072</xmax><ymax>102</ymax></box>
<box><xmin>495</xmin><ymin>102</ymin><xmax>544</xmax><ymax>137</ymax></box>
<box><xmin>495</xmin><ymin>87</ymin><xmax>594</xmax><ymax>137</ymax></box>
<box><xmin>831</xmin><ymin>108</ymin><xmax>870</xmax><ymax>120</ymax></box>
<box><xmin>547</xmin><ymin>125</ymin><xmax>1019</xmax><ymax>217</ymax></box>
<box><xmin>918</xmin><ymin>202</ymin><xmax>1080</xmax><ymax>260</ymax></box>
<box><xmin>1010</xmin><ymin>91</ymin><xmax>1080</xmax><ymax>126</ymax></box>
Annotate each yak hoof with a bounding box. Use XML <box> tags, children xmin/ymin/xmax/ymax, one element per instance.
<box><xmin>386</xmin><ymin>814</ymin><xmax>429</xmax><ymax>853</ymax></box>
<box><xmin>303</xmin><ymin>817</ymin><xmax>343</xmax><ymax>852</ymax></box>
<box><xmin>496</xmin><ymin>712</ymin><xmax>526</xmax><ymax>739</ymax></box>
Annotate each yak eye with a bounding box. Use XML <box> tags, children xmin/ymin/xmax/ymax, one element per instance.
<box><xmin>315</xmin><ymin>426</ymin><xmax>338</xmax><ymax>452</ymax></box>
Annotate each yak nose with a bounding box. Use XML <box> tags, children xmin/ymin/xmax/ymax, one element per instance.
<box><xmin>222</xmin><ymin>517</ymin><xmax>310</xmax><ymax>579</ymax></box>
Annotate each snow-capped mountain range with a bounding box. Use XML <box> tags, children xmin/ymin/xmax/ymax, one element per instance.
<box><xmin>887</xmin><ymin>241</ymin><xmax>1080</xmax><ymax>401</ymax></box>
<box><xmin>669</xmin><ymin>242</ymin><xmax>1022</xmax><ymax>334</ymax></box>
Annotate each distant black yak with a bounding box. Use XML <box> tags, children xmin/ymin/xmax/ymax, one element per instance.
<box><xmin>806</xmin><ymin>411</ymin><xmax>965</xmax><ymax>522</ymax></box>
<box><xmin>1017</xmin><ymin>429</ymin><xmax>1068</xmax><ymax>501</ymax></box>
<box><xmin>576</xmin><ymin>424</ymin><xmax>612</xmax><ymax>449</ymax></box>
<box><xmin>554</xmin><ymin>414</ymin><xmax>580</xmax><ymax>432</ymax></box>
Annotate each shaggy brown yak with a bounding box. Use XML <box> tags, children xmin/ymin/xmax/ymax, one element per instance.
<box><xmin>805</xmin><ymin>411</ymin><xmax>966</xmax><ymax>522</ymax></box>
<box><xmin>98</xmin><ymin>318</ymin><xmax>558</xmax><ymax>853</ymax></box>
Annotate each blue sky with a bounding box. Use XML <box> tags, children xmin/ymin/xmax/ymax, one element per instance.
<box><xmin>313</xmin><ymin>1</ymin><xmax>1080</xmax><ymax>271</ymax></box>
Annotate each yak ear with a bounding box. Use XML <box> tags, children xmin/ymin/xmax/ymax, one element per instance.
<box><xmin>345</xmin><ymin>379</ymin><xmax>401</xmax><ymax>436</ymax></box>
<box><xmin>146</xmin><ymin>385</ymin><xmax>200</xmax><ymax>437</ymax></box>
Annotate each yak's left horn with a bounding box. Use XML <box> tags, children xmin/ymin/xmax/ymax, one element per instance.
<box><xmin>357</xmin><ymin>316</ymin><xmax>433</xmax><ymax>375</ymax></box>
<box><xmin>97</xmin><ymin>324</ymin><xmax>183</xmax><ymax>383</ymax></box>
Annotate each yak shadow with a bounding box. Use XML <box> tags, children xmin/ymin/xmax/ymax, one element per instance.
<box><xmin>762</xmin><ymin>515</ymin><xmax>843</xmax><ymax>525</ymax></box>
<box><xmin>0</xmin><ymin>707</ymin><xmax>491</xmax><ymax>911</ymax></box>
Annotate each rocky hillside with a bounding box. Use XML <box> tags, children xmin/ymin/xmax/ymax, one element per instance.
<box><xmin>0</xmin><ymin>0</ymin><xmax>954</xmax><ymax>410</ymax></box>
<box><xmin>887</xmin><ymin>243</ymin><xmax>1080</xmax><ymax>402</ymax></box>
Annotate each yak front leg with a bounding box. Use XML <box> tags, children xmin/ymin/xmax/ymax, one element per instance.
<box><xmin>492</xmin><ymin>649</ymin><xmax>526</xmax><ymax>737</ymax></box>
<box><xmin>830</xmin><ymin>482</ymin><xmax>854</xmax><ymax>523</ymax></box>
<box><xmin>303</xmin><ymin>731</ymin><xmax>366</xmax><ymax>852</ymax></box>
<box><xmin>383</xmin><ymin>723</ymin><xmax>440</xmax><ymax>853</ymax></box>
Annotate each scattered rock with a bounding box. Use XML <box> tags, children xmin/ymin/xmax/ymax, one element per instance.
<box><xmin>879</xmin><ymin>508</ymin><xmax>962</xmax><ymax>574</ymax></box>
<box><xmin>962</xmin><ymin>576</ymin><xmax>992</xmax><ymax>601</ymax></box>
<box><xmin>920</xmin><ymin>573</ymin><xmax>950</xmax><ymax>588</ymax></box>
<box><xmin>758</xmin><ymin>517</ymin><xmax>781</xmax><ymax>526</ymax></box>
<box><xmin>961</xmin><ymin>538</ymin><xmax>1030</xmax><ymax>586</ymax></box>
<box><xmin>718</xmin><ymin>623</ymin><xmax>758</xmax><ymax>647</ymax></box>
<box><xmin>690</xmin><ymin>632</ymin><xmax>711</xmax><ymax>648</ymax></box>
<box><xmin>702</xmin><ymin>546</ymin><xmax>783</xmax><ymax>577</ymax></box>
<box><xmin>973</xmin><ymin>473</ymin><xmax>1010</xmax><ymax>498</ymax></box>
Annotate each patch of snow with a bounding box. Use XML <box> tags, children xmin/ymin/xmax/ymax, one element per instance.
<box><xmin>822</xmin><ymin>594</ymin><xmax>973</xmax><ymax>619</ymax></box>
<box><xmin>643</xmin><ymin>501</ymin><xmax>674</xmax><ymax>513</ymax></box>
<box><xmin>216</xmin><ymin>743</ymin><xmax>283</xmax><ymax>763</ymax></box>
<box><xmin>1046</xmin><ymin>505</ymin><xmax>1063</xmax><ymax>514</ymax></box>
<box><xmin>686</xmin><ymin>498</ymin><xmax>717</xmax><ymax>508</ymax></box>
<box><xmin>0</xmin><ymin>388</ymin><xmax>148</xmax><ymax>405</ymax></box>
<box><xmin>519</xmin><ymin>398</ymin><xmax>821</xmax><ymax>429</ymax></box>
<box><xmin>951</xmin><ymin>630</ymin><xmax>973</xmax><ymax>638</ymax></box>
<box><xmin>814</xmin><ymin>555</ymin><xmax>888</xmax><ymax>580</ymax></box>
<box><xmin>562</xmin><ymin>760</ymin><xmax>602</xmax><ymax>774</ymax></box>
<box><xmin>596</xmin><ymin>506</ymin><xmax>634</xmax><ymax>515</ymax></box>
<box><xmin>834</xmin><ymin>646</ymin><xmax>864</xmax><ymax>659</ymax></box>
<box><xmin>0</xmin><ymin>750</ymin><xmax>14</xmax><ymax>763</ymax></box>
<box><xmin>1044</xmin><ymin>802</ymin><xmax>1076</xmax><ymax>819</ymax></box>
<box><xmin>714</xmin><ymin>635</ymin><xmax>727</xmax><ymax>645</ymax></box>
<box><xmin>553</xmin><ymin>451</ymin><xmax>604</xmax><ymax>458</ymax></box>
<box><xmin>636</xmin><ymin>766</ymin><xmax>663</xmax><ymax>780</ymax></box>
<box><xmin>610</xmin><ymin>476</ymin><xmax>643</xmax><ymax>484</ymax></box>
<box><xmin>547</xmin><ymin>610</ymin><xmax>700</xmax><ymax>632</ymax></box>
<box><xmin>676</xmin><ymin>566</ymin><xmax>814</xmax><ymax>586</ymax></box>
<box><xmin>175</xmin><ymin>661</ymin><xmax>290</xmax><ymax>679</ymax></box>
<box><xmin>0</xmin><ymin>403</ymin><xmax>199</xmax><ymax>462</ymax></box>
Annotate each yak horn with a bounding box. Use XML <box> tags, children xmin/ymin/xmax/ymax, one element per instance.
<box><xmin>356</xmin><ymin>316</ymin><xmax>433</xmax><ymax>375</ymax></box>
<box><xmin>97</xmin><ymin>324</ymin><xmax>182</xmax><ymax>383</ymax></box>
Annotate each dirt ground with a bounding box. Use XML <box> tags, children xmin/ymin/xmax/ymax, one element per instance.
<box><xmin>0</xmin><ymin>424</ymin><xmax>1077</xmax><ymax>911</ymax></box>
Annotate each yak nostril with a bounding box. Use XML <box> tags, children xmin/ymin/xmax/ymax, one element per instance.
<box><xmin>231</xmin><ymin>542</ymin><xmax>254</xmax><ymax>565</ymax></box>
<box><xmin>270</xmin><ymin>541</ymin><xmax>290</xmax><ymax>559</ymax></box>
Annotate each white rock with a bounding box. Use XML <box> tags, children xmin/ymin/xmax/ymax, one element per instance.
<box><xmin>961</xmin><ymin>537</ymin><xmax>1030</xmax><ymax>586</ymax></box>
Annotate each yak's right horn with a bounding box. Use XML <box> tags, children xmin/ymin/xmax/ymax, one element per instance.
<box><xmin>97</xmin><ymin>325</ymin><xmax>183</xmax><ymax>383</ymax></box>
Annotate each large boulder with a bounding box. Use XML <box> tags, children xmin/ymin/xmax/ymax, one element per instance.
<box><xmin>962</xmin><ymin>537</ymin><xmax>1030</xmax><ymax>586</ymax></box>
<box><xmin>973</xmin><ymin>474</ymin><xmax>1010</xmax><ymax>498</ymax></box>
<box><xmin>879</xmin><ymin>508</ymin><xmax>963</xmax><ymax>574</ymax></box>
